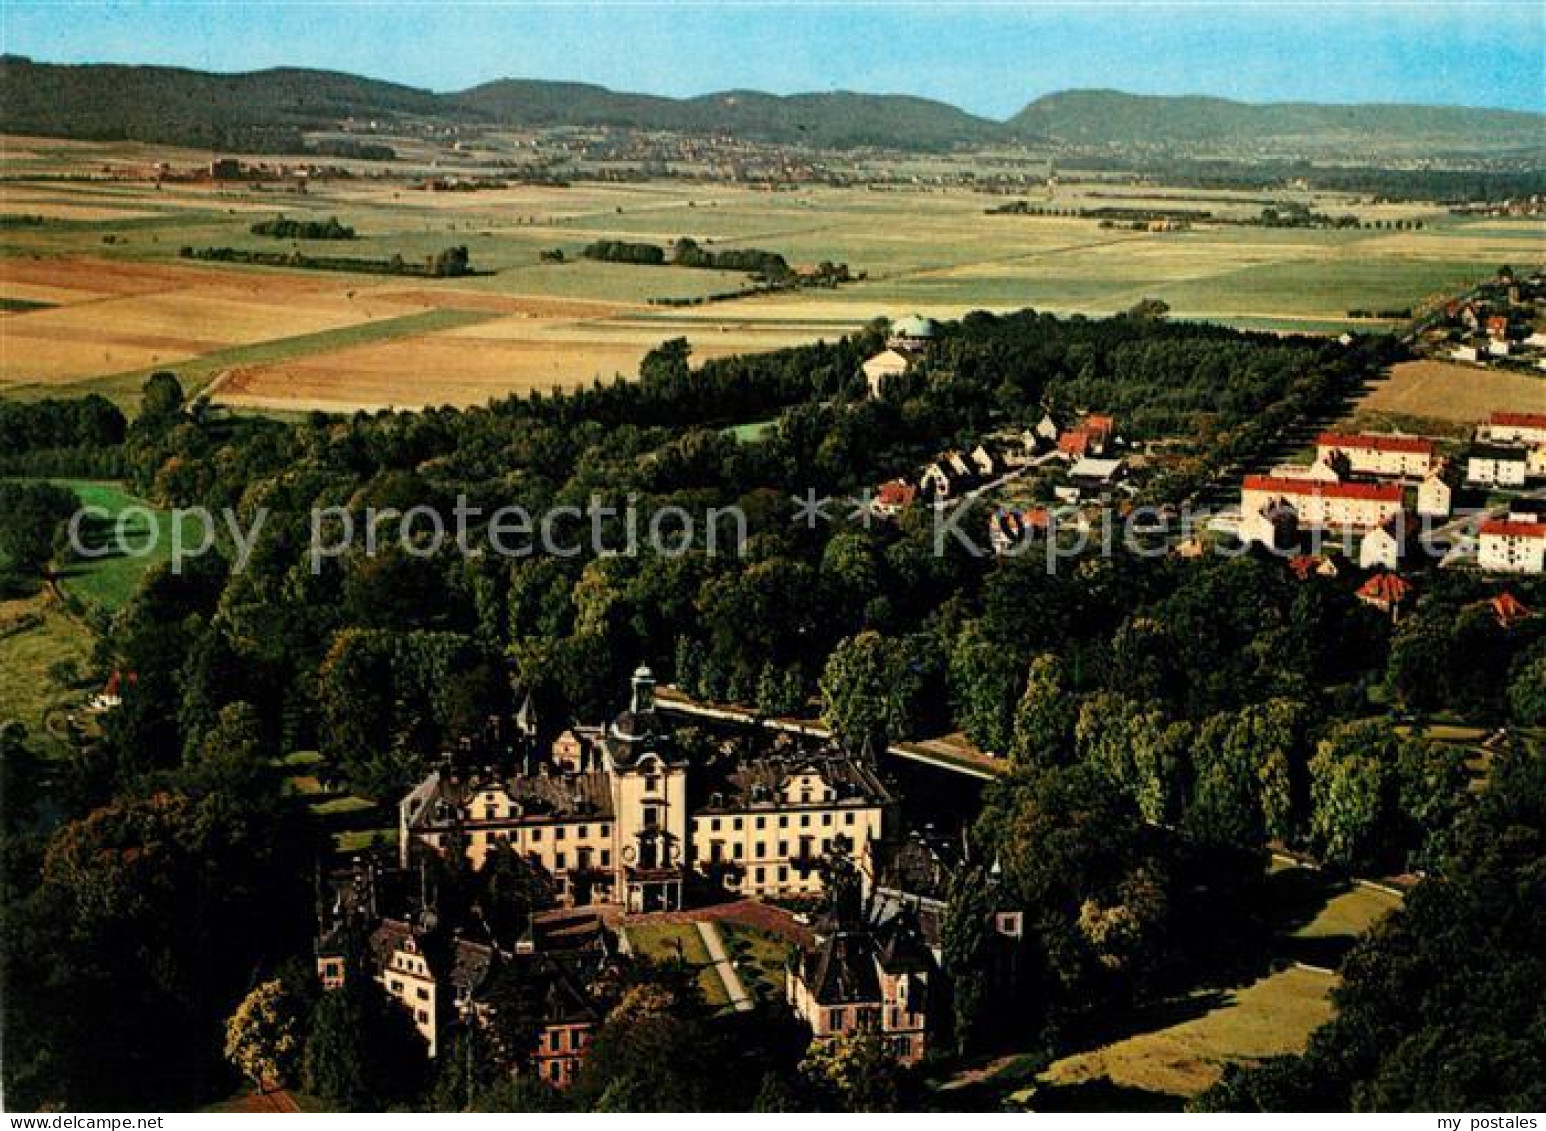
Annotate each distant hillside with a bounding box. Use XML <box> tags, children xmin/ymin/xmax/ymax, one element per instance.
<box><xmin>0</xmin><ymin>58</ymin><xmax>455</xmax><ymax>151</ymax></box>
<box><xmin>457</xmin><ymin>82</ymin><xmax>1002</xmax><ymax>149</ymax></box>
<box><xmin>1009</xmin><ymin>89</ymin><xmax>1546</xmax><ymax>152</ymax></box>
<box><xmin>1</xmin><ymin>58</ymin><xmax>1540</xmax><ymax>158</ymax></box>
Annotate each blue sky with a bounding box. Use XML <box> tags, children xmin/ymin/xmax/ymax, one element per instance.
<box><xmin>4</xmin><ymin>2</ymin><xmax>1542</xmax><ymax>117</ymax></box>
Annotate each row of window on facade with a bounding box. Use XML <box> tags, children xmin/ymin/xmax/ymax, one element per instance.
<box><xmin>694</xmin><ymin>836</ymin><xmax>842</xmax><ymax>862</ymax></box>
<box><xmin>699</xmin><ymin>810</ymin><xmax>859</xmax><ymax>832</ymax></box>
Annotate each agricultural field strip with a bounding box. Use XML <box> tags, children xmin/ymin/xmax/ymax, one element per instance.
<box><xmin>2</xmin><ymin>306</ymin><xmax>504</xmax><ymax>401</ymax></box>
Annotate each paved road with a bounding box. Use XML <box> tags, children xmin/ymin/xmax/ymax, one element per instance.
<box><xmin>696</xmin><ymin>920</ymin><xmax>754</xmax><ymax>1012</ymax></box>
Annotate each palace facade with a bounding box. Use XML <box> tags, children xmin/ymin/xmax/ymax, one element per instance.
<box><xmin>399</xmin><ymin>667</ymin><xmax>894</xmax><ymax>911</ymax></box>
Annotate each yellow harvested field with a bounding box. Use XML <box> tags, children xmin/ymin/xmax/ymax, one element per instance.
<box><xmin>214</xmin><ymin>323</ymin><xmax>790</xmax><ymax>413</ymax></box>
<box><xmin>1357</xmin><ymin>359</ymin><xmax>1546</xmax><ymax>423</ymax></box>
<box><xmin>0</xmin><ymin>255</ymin><xmax>437</xmax><ymax>385</ymax></box>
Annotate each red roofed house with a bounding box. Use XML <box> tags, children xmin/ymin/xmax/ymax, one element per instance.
<box><xmin>873</xmin><ymin>478</ymin><xmax>917</xmax><ymax>517</ymax></box>
<box><xmin>1241</xmin><ymin>476</ymin><xmax>1403</xmax><ymax>537</ymax></box>
<box><xmin>1057</xmin><ymin>414</ymin><xmax>1118</xmax><ymax>460</ymax></box>
<box><xmin>1083</xmin><ymin>414</ymin><xmax>1116</xmax><ymax>447</ymax></box>
<box><xmin>91</xmin><ymin>669</ymin><xmax>136</xmax><ymax>712</ymax></box>
<box><xmin>988</xmin><ymin>507</ymin><xmax>1051</xmax><ymax>554</ymax></box>
<box><xmin>1357</xmin><ymin>572</ymin><xmax>1413</xmax><ymax>616</ymax></box>
<box><xmin>1058</xmin><ymin>430</ymin><xmax>1092</xmax><ymax>459</ymax></box>
<box><xmin>1485</xmin><ymin>413</ymin><xmax>1546</xmax><ymax>447</ymax></box>
<box><xmin>1315</xmin><ymin>432</ymin><xmax>1435</xmax><ymax>479</ymax></box>
<box><xmin>1488</xmin><ymin>591</ymin><xmax>1534</xmax><ymax>629</ymax></box>
<box><xmin>1479</xmin><ymin>519</ymin><xmax>1546</xmax><ymax>574</ymax></box>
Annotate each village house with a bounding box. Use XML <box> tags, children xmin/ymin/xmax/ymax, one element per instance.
<box><xmin>969</xmin><ymin>443</ymin><xmax>1003</xmax><ymax>479</ymax></box>
<box><xmin>1358</xmin><ymin>514</ymin><xmax>1413</xmax><ymax>572</ymax></box>
<box><xmin>1466</xmin><ymin>444</ymin><xmax>1529</xmax><ymax>488</ymax></box>
<box><xmin>1485</xmin><ymin>412</ymin><xmax>1546</xmax><ymax>447</ymax></box>
<box><xmin>1487</xmin><ymin>591</ymin><xmax>1534</xmax><ymax>630</ymax></box>
<box><xmin>988</xmin><ymin>506</ymin><xmax>1051</xmax><ymax>555</ymax></box>
<box><xmin>400</xmin><ymin>668</ymin><xmax>893</xmax><ymax>911</ymax></box>
<box><xmin>1287</xmin><ymin>553</ymin><xmax>1341</xmax><ymax>581</ymax></box>
<box><xmin>1417</xmin><ymin>464</ymin><xmax>1456</xmax><ymax>519</ymax></box>
<box><xmin>919</xmin><ymin>451</ymin><xmax>979</xmax><ymax>500</ymax></box>
<box><xmin>872</xmin><ymin>478</ymin><xmax>918</xmax><ymax>517</ymax></box>
<box><xmin>1066</xmin><ymin>455</ymin><xmax>1127</xmax><ymax>497</ymax></box>
<box><xmin>1240</xmin><ymin>476</ymin><xmax>1404</xmax><ymax>539</ymax></box>
<box><xmin>1315</xmin><ymin>432</ymin><xmax>1435</xmax><ymax>480</ymax></box>
<box><xmin>1479</xmin><ymin>519</ymin><xmax>1546</xmax><ymax>574</ymax></box>
<box><xmin>1056</xmin><ymin>413</ymin><xmax>1119</xmax><ymax>460</ymax></box>
<box><xmin>1356</xmin><ymin>572</ymin><xmax>1414</xmax><ymax>618</ymax></box>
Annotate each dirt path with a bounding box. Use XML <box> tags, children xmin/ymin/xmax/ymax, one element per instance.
<box><xmin>697</xmin><ymin>920</ymin><xmax>754</xmax><ymax>1012</ymax></box>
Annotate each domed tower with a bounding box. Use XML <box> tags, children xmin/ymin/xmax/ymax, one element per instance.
<box><xmin>604</xmin><ymin>665</ymin><xmax>688</xmax><ymax>912</ymax></box>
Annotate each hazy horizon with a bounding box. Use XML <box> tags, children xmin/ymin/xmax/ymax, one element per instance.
<box><xmin>3</xmin><ymin>1</ymin><xmax>1542</xmax><ymax>117</ymax></box>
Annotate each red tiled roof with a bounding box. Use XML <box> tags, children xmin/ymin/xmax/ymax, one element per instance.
<box><xmin>1490</xmin><ymin>592</ymin><xmax>1534</xmax><ymax>624</ymax></box>
<box><xmin>1083</xmin><ymin>414</ymin><xmax>1115</xmax><ymax>436</ymax></box>
<box><xmin>1287</xmin><ymin>555</ymin><xmax>1322</xmax><ymax>580</ymax></box>
<box><xmin>1058</xmin><ymin>430</ymin><xmax>1090</xmax><ymax>456</ymax></box>
<box><xmin>1357</xmin><ymin>573</ymin><xmax>1413</xmax><ymax>604</ymax></box>
<box><xmin>1480</xmin><ymin>519</ymin><xmax>1546</xmax><ymax>540</ymax></box>
<box><xmin>876</xmin><ymin>479</ymin><xmax>916</xmax><ymax>508</ymax></box>
<box><xmin>1491</xmin><ymin>412</ymin><xmax>1546</xmax><ymax>430</ymax></box>
<box><xmin>1243</xmin><ymin>475</ymin><xmax>1403</xmax><ymax>503</ymax></box>
<box><xmin>1316</xmin><ymin>432</ymin><xmax>1434</xmax><ymax>456</ymax></box>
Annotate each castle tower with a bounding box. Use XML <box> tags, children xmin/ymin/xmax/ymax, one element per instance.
<box><xmin>604</xmin><ymin>665</ymin><xmax>688</xmax><ymax>911</ymax></box>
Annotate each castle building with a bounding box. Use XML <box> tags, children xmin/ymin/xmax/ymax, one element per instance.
<box><xmin>786</xmin><ymin>910</ymin><xmax>936</xmax><ymax>1066</ymax></box>
<box><xmin>314</xmin><ymin>856</ymin><xmax>609</xmax><ymax>1079</ymax></box>
<box><xmin>400</xmin><ymin>667</ymin><xmax>893</xmax><ymax>911</ymax></box>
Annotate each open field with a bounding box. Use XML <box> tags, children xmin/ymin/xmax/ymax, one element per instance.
<box><xmin>3</xmin><ymin>138</ymin><xmax>1544</xmax><ymax>412</ymax></box>
<box><xmin>1350</xmin><ymin>359</ymin><xmax>1546</xmax><ymax>427</ymax></box>
<box><xmin>0</xmin><ymin>591</ymin><xmax>94</xmax><ymax>754</ymax></box>
<box><xmin>1026</xmin><ymin>873</ymin><xmax>1400</xmax><ymax>1105</ymax></box>
<box><xmin>49</xmin><ymin>479</ymin><xmax>205</xmax><ymax>611</ymax></box>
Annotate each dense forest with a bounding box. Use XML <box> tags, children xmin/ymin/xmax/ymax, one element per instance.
<box><xmin>1</xmin><ymin>309</ymin><xmax>1541</xmax><ymax>1110</ymax></box>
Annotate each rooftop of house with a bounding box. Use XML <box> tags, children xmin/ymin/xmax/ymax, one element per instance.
<box><xmin>876</xmin><ymin>478</ymin><xmax>918</xmax><ymax>508</ymax></box>
<box><xmin>795</xmin><ymin>910</ymin><xmax>934</xmax><ymax>1007</ymax></box>
<box><xmin>1316</xmin><ymin>431</ymin><xmax>1434</xmax><ymax>455</ymax></box>
<box><xmin>872</xmin><ymin>830</ymin><xmax>962</xmax><ymax>904</ymax></box>
<box><xmin>1492</xmin><ymin>411</ymin><xmax>1546</xmax><ymax>429</ymax></box>
<box><xmin>1243</xmin><ymin>475</ymin><xmax>1403</xmax><ymax>503</ymax></box>
<box><xmin>1481</xmin><ymin>519</ymin><xmax>1546</xmax><ymax>539</ymax></box>
<box><xmin>406</xmin><ymin>766</ymin><xmax>617</xmax><ymax>832</ymax></box>
<box><xmin>1069</xmin><ymin>456</ymin><xmax>1124</xmax><ymax>481</ymax></box>
<box><xmin>694</xmin><ymin>745</ymin><xmax>891</xmax><ymax>813</ymax></box>
<box><xmin>1357</xmin><ymin>573</ymin><xmax>1414</xmax><ymax>604</ymax></box>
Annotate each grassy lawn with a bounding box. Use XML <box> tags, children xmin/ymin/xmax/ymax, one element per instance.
<box><xmin>717</xmin><ymin>919</ymin><xmax>795</xmax><ymax>1003</ymax></box>
<box><xmin>623</xmin><ymin>921</ymin><xmax>732</xmax><ymax>1008</ymax></box>
<box><xmin>1036</xmin><ymin>967</ymin><xmax>1338</xmax><ymax>1101</ymax></box>
<box><xmin>1012</xmin><ymin>864</ymin><xmax>1401</xmax><ymax>1107</ymax></box>
<box><xmin>724</xmin><ymin>417</ymin><xmax>777</xmax><ymax>443</ymax></box>
<box><xmin>46</xmin><ymin>479</ymin><xmax>206</xmax><ymax>612</ymax></box>
<box><xmin>0</xmin><ymin>592</ymin><xmax>95</xmax><ymax>756</ymax></box>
